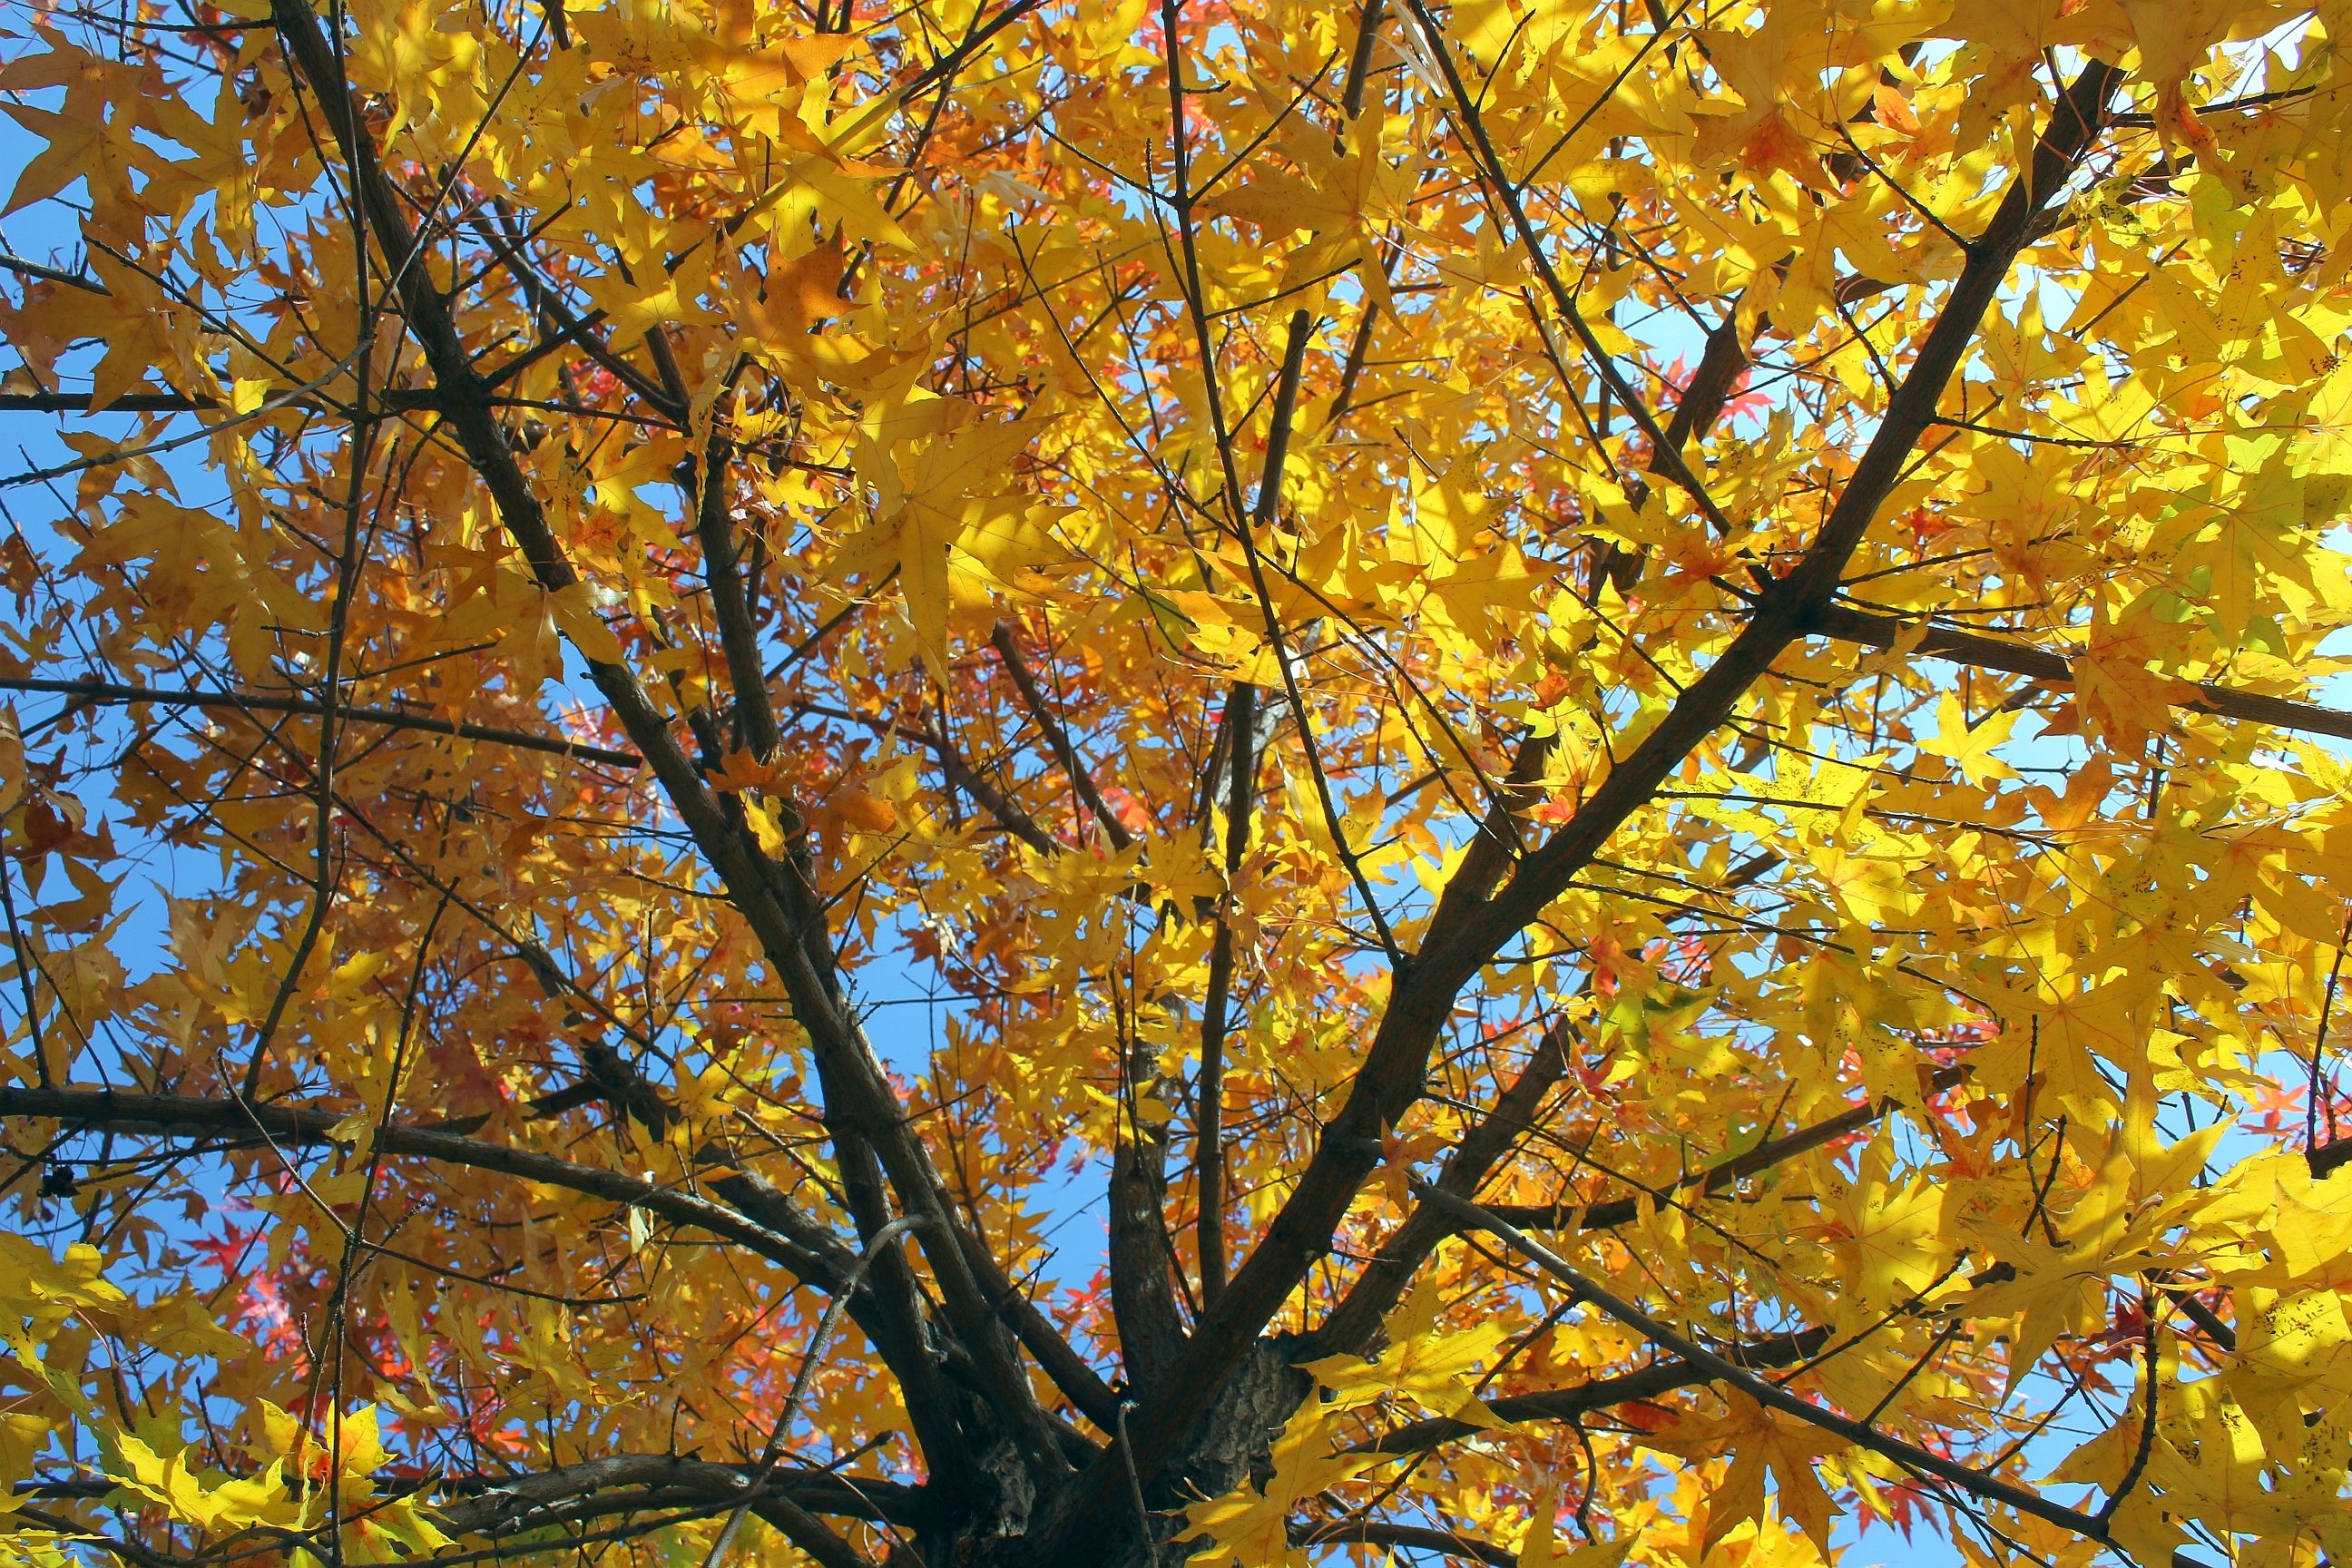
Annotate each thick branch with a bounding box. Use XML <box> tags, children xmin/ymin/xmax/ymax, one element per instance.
<box><xmin>468</xmin><ymin>218</ymin><xmax>679</xmax><ymax>411</ymax></box>
<box><xmin>446</xmin><ymin>1466</ymin><xmax>876</xmax><ymax>1568</ymax></box>
<box><xmin>1310</xmin><ymin>1020</ymin><xmax>1570</xmax><ymax>1356</ymax></box>
<box><xmin>1195</xmin><ymin>681</ymin><xmax>1259</xmax><ymax>1306</ymax></box>
<box><xmin>693</xmin><ymin>410</ymin><xmax>785</xmax><ymax>763</ymax></box>
<box><xmin>990</xmin><ymin>622</ymin><xmax>1132</xmax><ymax>850</ymax></box>
<box><xmin>1808</xmin><ymin>603</ymin><xmax>2352</xmax><ymax>744</ymax></box>
<box><xmin>428</xmin><ymin>1455</ymin><xmax>929</xmax><ymax>1536</ymax></box>
<box><xmin>1027</xmin><ymin>57</ymin><xmax>2124</xmax><ymax>1567</ymax></box>
<box><xmin>1197</xmin><ymin>302</ymin><xmax>1327</xmax><ymax>1298</ymax></box>
<box><xmin>267</xmin><ymin>0</ymin><xmax>1061</xmax><ymax>1486</ymax></box>
<box><xmin>1108</xmin><ymin>1087</ymin><xmax>1189</xmax><ymax>1393</ymax></box>
<box><xmin>1463</xmin><ymin>1066</ymin><xmax>1970</xmax><ymax>1235</ymax></box>
<box><xmin>1318</xmin><ymin>857</ymin><xmax>1803</xmax><ymax>1351</ymax></box>
<box><xmin>0</xmin><ymin>1086</ymin><xmax>1033</xmax><ymax>1450</ymax></box>
<box><xmin>740</xmin><ymin>1496</ymin><xmax>875</xmax><ymax>1568</ymax></box>
<box><xmin>0</xmin><ymin>250</ymin><xmax>105</xmax><ymax>292</ymax></box>
<box><xmin>1476</xmin><ymin>60</ymin><xmax>2124</xmax><ymax>957</ymax></box>
<box><xmin>0</xmin><ymin>676</ymin><xmax>644</xmax><ymax>769</ymax></box>
<box><xmin>1292</xmin><ymin>1520</ymin><xmax>1513</xmax><ymax>1567</ymax></box>
<box><xmin>951</xmin><ymin>1227</ymin><xmax>1123</xmax><ymax>1432</ymax></box>
<box><xmin>1425</xmin><ymin>1187</ymin><xmax>2125</xmax><ymax>1540</ymax></box>
<box><xmin>0</xmin><ymin>390</ymin><xmax>220</xmax><ymax>413</ymax></box>
<box><xmin>0</xmin><ymin>1086</ymin><xmax>858</xmax><ymax>1292</ymax></box>
<box><xmin>1351</xmin><ymin>1328</ymin><xmax>1830</xmax><ymax>1457</ymax></box>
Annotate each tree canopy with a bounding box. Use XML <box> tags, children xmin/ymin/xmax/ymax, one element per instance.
<box><xmin>4</xmin><ymin>0</ymin><xmax>2352</xmax><ymax>1565</ymax></box>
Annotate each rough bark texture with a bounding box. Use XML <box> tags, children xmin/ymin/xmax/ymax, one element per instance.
<box><xmin>956</xmin><ymin>1340</ymin><xmax>1310</xmax><ymax>1568</ymax></box>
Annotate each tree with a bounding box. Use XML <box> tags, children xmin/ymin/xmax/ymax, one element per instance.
<box><xmin>1</xmin><ymin>0</ymin><xmax>2350</xmax><ymax>1563</ymax></box>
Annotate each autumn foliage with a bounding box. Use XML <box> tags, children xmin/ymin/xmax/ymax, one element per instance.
<box><xmin>4</xmin><ymin>1</ymin><xmax>2352</xmax><ymax>1566</ymax></box>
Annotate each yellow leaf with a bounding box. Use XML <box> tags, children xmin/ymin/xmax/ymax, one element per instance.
<box><xmin>545</xmin><ymin>585</ymin><xmax>628</xmax><ymax>667</ymax></box>
<box><xmin>0</xmin><ymin>705</ymin><xmax>21</xmax><ymax>814</ymax></box>
<box><xmin>1916</xmin><ymin>691</ymin><xmax>2019</xmax><ymax>786</ymax></box>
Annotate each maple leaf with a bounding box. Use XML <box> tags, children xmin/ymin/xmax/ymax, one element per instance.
<box><xmin>1640</xmin><ymin>1389</ymin><xmax>1844</xmax><ymax>1553</ymax></box>
<box><xmin>867</xmin><ymin>413</ymin><xmax>1052</xmax><ymax>669</ymax></box>
<box><xmin>1517</xmin><ymin>1490</ymin><xmax>1633</xmax><ymax>1568</ymax></box>
<box><xmin>1916</xmin><ymin>691</ymin><xmax>2019</xmax><ymax>787</ymax></box>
